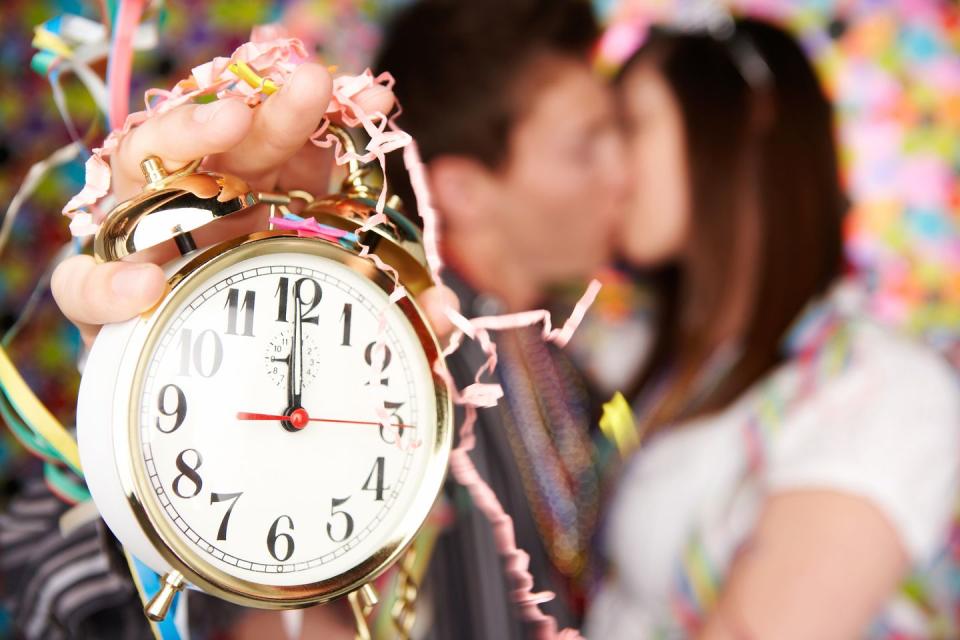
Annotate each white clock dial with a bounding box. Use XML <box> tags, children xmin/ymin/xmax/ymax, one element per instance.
<box><xmin>134</xmin><ymin>251</ymin><xmax>439</xmax><ymax>587</ymax></box>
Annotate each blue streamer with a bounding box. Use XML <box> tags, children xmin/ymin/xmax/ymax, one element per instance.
<box><xmin>132</xmin><ymin>557</ymin><xmax>182</xmax><ymax>640</ymax></box>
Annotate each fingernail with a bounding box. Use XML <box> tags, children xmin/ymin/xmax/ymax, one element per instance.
<box><xmin>192</xmin><ymin>100</ymin><xmax>228</xmax><ymax>123</ymax></box>
<box><xmin>111</xmin><ymin>264</ymin><xmax>158</xmax><ymax>299</ymax></box>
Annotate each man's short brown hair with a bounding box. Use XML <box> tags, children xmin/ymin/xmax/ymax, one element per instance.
<box><xmin>374</xmin><ymin>0</ymin><xmax>598</xmax><ymax>215</ymax></box>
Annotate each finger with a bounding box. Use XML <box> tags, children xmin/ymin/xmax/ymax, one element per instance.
<box><xmin>213</xmin><ymin>63</ymin><xmax>332</xmax><ymax>186</ymax></box>
<box><xmin>275</xmin><ymin>141</ymin><xmax>335</xmax><ymax>194</ymax></box>
<box><xmin>273</xmin><ymin>81</ymin><xmax>395</xmax><ymax>193</ymax></box>
<box><xmin>417</xmin><ymin>284</ymin><xmax>460</xmax><ymax>342</ymax></box>
<box><xmin>343</xmin><ymin>83</ymin><xmax>396</xmax><ymax>121</ymax></box>
<box><xmin>112</xmin><ymin>98</ymin><xmax>254</xmax><ymax>199</ymax></box>
<box><xmin>52</xmin><ymin>255</ymin><xmax>166</xmax><ymax>347</ymax></box>
<box><xmin>274</xmin><ymin>82</ymin><xmax>396</xmax><ymax>194</ymax></box>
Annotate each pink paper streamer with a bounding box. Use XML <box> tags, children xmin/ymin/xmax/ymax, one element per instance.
<box><xmin>267</xmin><ymin>215</ymin><xmax>355</xmax><ymax>241</ymax></box>
<box><xmin>402</xmin><ymin>141</ymin><xmax>445</xmax><ymax>282</ymax></box>
<box><xmin>311</xmin><ymin>70</ymin><xmax>411</xmax><ymax>215</ymax></box>
<box><xmin>107</xmin><ymin>0</ymin><xmax>145</xmax><ymax>130</ymax></box>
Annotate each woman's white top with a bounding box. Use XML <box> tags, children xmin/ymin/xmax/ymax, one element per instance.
<box><xmin>586</xmin><ymin>282</ymin><xmax>960</xmax><ymax>638</ymax></box>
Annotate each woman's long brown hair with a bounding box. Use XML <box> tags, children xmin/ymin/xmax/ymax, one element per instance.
<box><xmin>621</xmin><ymin>19</ymin><xmax>848</xmax><ymax>432</ymax></box>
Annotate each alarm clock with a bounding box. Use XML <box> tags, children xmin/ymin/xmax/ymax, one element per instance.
<box><xmin>76</xmin><ymin>127</ymin><xmax>452</xmax><ymax>623</ymax></box>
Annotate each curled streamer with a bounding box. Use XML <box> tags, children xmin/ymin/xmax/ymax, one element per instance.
<box><xmin>401</xmin><ymin>142</ymin><xmax>445</xmax><ymax>283</ymax></box>
<box><xmin>404</xmin><ymin>140</ymin><xmax>593</xmax><ymax>640</ymax></box>
<box><xmin>312</xmin><ymin>70</ymin><xmax>411</xmax><ymax>215</ymax></box>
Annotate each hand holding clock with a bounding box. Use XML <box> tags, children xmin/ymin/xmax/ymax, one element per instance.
<box><xmin>64</xmin><ymin>51</ymin><xmax>457</xmax><ymax>639</ymax></box>
<box><xmin>50</xmin><ymin>63</ymin><xmax>460</xmax><ymax>347</ymax></box>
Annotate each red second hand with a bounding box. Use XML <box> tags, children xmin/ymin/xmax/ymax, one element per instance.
<box><xmin>236</xmin><ymin>409</ymin><xmax>412</xmax><ymax>431</ymax></box>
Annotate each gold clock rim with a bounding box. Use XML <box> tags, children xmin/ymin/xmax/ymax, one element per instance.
<box><xmin>121</xmin><ymin>231</ymin><xmax>453</xmax><ymax>608</ymax></box>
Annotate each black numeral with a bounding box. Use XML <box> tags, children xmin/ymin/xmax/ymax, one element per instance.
<box><xmin>178</xmin><ymin>328</ymin><xmax>223</xmax><ymax>377</ymax></box>
<box><xmin>172</xmin><ymin>449</ymin><xmax>203</xmax><ymax>499</ymax></box>
<box><xmin>364</xmin><ymin>341</ymin><xmax>392</xmax><ymax>386</ymax></box>
<box><xmin>267</xmin><ymin>515</ymin><xmax>295</xmax><ymax>562</ymax></box>
<box><xmin>225</xmin><ymin>288</ymin><xmax>256</xmax><ymax>337</ymax></box>
<box><xmin>327</xmin><ymin>497</ymin><xmax>354</xmax><ymax>542</ymax></box>
<box><xmin>275</xmin><ymin>277</ymin><xmax>289</xmax><ymax>322</ymax></box>
<box><xmin>362</xmin><ymin>457</ymin><xmax>389</xmax><ymax>501</ymax></box>
<box><xmin>210</xmin><ymin>492</ymin><xmax>242</xmax><ymax>540</ymax></box>
<box><xmin>340</xmin><ymin>303</ymin><xmax>353</xmax><ymax>346</ymax></box>
<box><xmin>275</xmin><ymin>277</ymin><xmax>322</xmax><ymax>324</ymax></box>
<box><xmin>378</xmin><ymin>401</ymin><xmax>407</xmax><ymax>444</ymax></box>
<box><xmin>156</xmin><ymin>384</ymin><xmax>186</xmax><ymax>433</ymax></box>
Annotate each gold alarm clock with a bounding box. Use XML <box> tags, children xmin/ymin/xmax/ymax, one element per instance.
<box><xmin>75</xmin><ymin>126</ymin><xmax>452</xmax><ymax>631</ymax></box>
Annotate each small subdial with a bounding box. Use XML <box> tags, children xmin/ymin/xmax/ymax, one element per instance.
<box><xmin>264</xmin><ymin>327</ymin><xmax>320</xmax><ymax>388</ymax></box>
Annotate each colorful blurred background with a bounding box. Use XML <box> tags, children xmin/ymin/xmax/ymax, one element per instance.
<box><xmin>0</xmin><ymin>0</ymin><xmax>958</xmax><ymax>584</ymax></box>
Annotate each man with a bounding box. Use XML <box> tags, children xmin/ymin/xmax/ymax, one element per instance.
<box><xmin>17</xmin><ymin>0</ymin><xmax>625</xmax><ymax>637</ymax></box>
<box><xmin>374</xmin><ymin>1</ymin><xmax>626</xmax><ymax>637</ymax></box>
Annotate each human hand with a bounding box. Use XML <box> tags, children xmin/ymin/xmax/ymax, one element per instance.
<box><xmin>51</xmin><ymin>61</ymin><xmax>459</xmax><ymax>347</ymax></box>
<box><xmin>51</xmin><ymin>62</ymin><xmax>392</xmax><ymax>348</ymax></box>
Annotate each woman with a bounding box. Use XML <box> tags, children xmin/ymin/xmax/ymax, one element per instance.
<box><xmin>586</xmin><ymin>18</ymin><xmax>960</xmax><ymax>639</ymax></box>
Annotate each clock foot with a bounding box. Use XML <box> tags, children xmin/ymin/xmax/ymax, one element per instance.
<box><xmin>392</xmin><ymin>546</ymin><xmax>419</xmax><ymax>640</ymax></box>
<box><xmin>348</xmin><ymin>583</ymin><xmax>378</xmax><ymax>640</ymax></box>
<box><xmin>145</xmin><ymin>570</ymin><xmax>185</xmax><ymax>621</ymax></box>
<box><xmin>359</xmin><ymin>583</ymin><xmax>379</xmax><ymax>608</ymax></box>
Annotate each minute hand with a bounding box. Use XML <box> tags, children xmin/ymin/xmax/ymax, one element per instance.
<box><xmin>288</xmin><ymin>290</ymin><xmax>303</xmax><ymax>411</ymax></box>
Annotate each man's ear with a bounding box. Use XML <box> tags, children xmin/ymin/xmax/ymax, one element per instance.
<box><xmin>427</xmin><ymin>155</ymin><xmax>496</xmax><ymax>230</ymax></box>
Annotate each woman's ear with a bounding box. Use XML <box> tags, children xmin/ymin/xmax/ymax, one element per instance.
<box><xmin>427</xmin><ymin>155</ymin><xmax>495</xmax><ymax>230</ymax></box>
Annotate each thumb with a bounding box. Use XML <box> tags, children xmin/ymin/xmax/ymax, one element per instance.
<box><xmin>52</xmin><ymin>255</ymin><xmax>167</xmax><ymax>347</ymax></box>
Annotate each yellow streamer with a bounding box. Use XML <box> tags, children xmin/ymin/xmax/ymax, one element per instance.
<box><xmin>227</xmin><ymin>60</ymin><xmax>278</xmax><ymax>95</ymax></box>
<box><xmin>123</xmin><ymin>550</ymin><xmax>166</xmax><ymax>640</ymax></box>
<box><xmin>0</xmin><ymin>345</ymin><xmax>82</xmax><ymax>474</ymax></box>
<box><xmin>682</xmin><ymin>535</ymin><xmax>719</xmax><ymax>611</ymax></box>
<box><xmin>32</xmin><ymin>27</ymin><xmax>75</xmax><ymax>60</ymax></box>
<box><xmin>599</xmin><ymin>391</ymin><xmax>639</xmax><ymax>456</ymax></box>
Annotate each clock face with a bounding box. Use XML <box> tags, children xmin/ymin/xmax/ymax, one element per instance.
<box><xmin>132</xmin><ymin>244</ymin><xmax>444</xmax><ymax>589</ymax></box>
